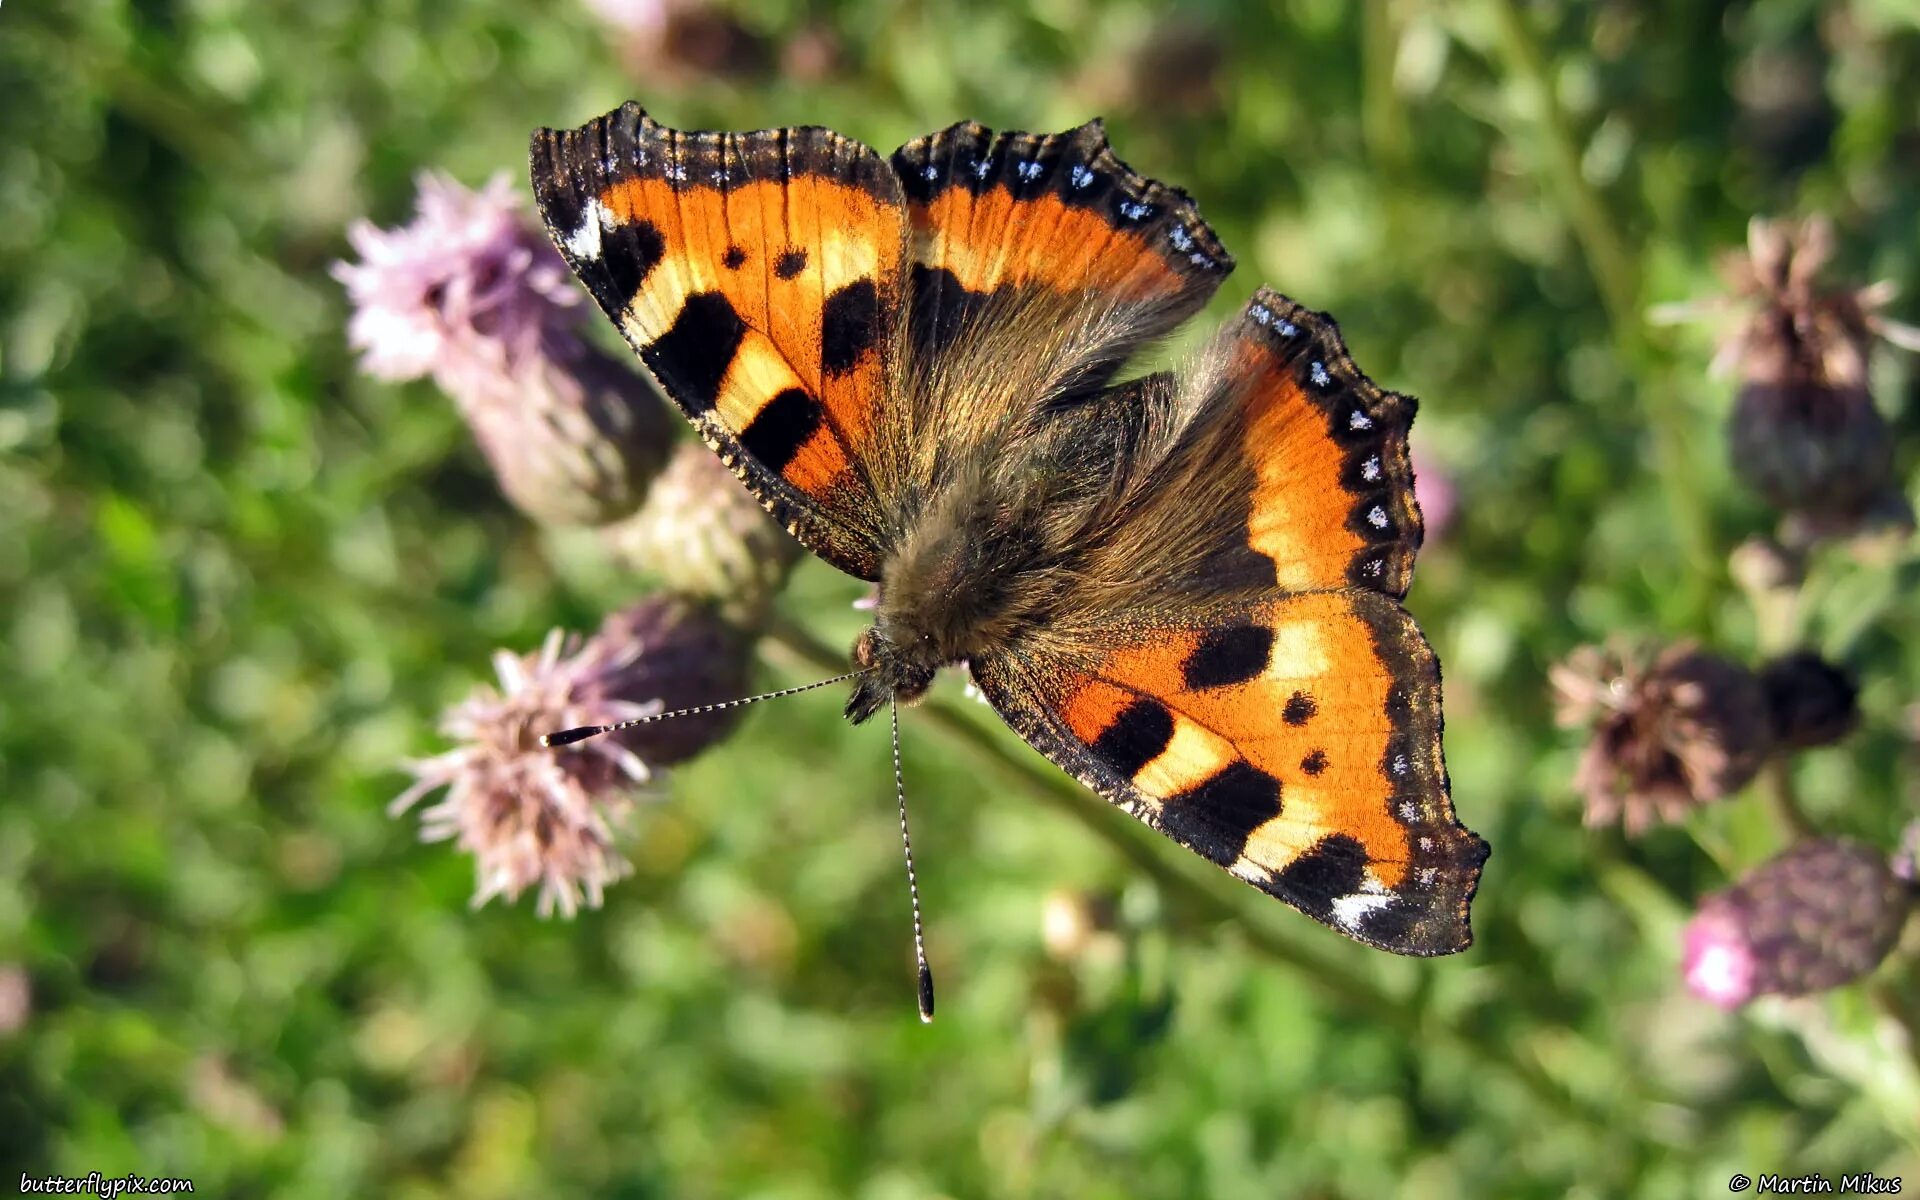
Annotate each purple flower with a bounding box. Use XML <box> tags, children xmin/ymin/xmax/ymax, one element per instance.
<box><xmin>333</xmin><ymin>173</ymin><xmax>583</xmax><ymax>395</ymax></box>
<box><xmin>391</xmin><ymin>597</ymin><xmax>754</xmax><ymax>916</ymax></box>
<box><xmin>1681</xmin><ymin>840</ymin><xmax>1912</xmax><ymax>1009</ymax></box>
<box><xmin>392</xmin><ymin>627</ymin><xmax>654</xmax><ymax>918</ymax></box>
<box><xmin>335</xmin><ymin>173</ymin><xmax>672</xmax><ymax>525</ymax></box>
<box><xmin>1682</xmin><ymin>905</ymin><xmax>1758</xmax><ymax>1009</ymax></box>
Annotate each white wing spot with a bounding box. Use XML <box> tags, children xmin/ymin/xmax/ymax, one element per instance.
<box><xmin>1310</xmin><ymin>361</ymin><xmax>1332</xmax><ymax>388</ymax></box>
<box><xmin>922</xmin><ymin>163</ymin><xmax>939</xmax><ymax>181</ymax></box>
<box><xmin>1362</xmin><ymin>559</ymin><xmax>1384</xmax><ymax>577</ymax></box>
<box><xmin>1169</xmin><ymin>225</ymin><xmax>1194</xmax><ymax>251</ymax></box>
<box><xmin>1362</xmin><ymin>455</ymin><xmax>1382</xmax><ymax>482</ymax></box>
<box><xmin>1392</xmin><ymin>754</ymin><xmax>1410</xmax><ymax>776</ymax></box>
<box><xmin>1398</xmin><ymin>800</ymin><xmax>1421</xmax><ymax>822</ymax></box>
<box><xmin>1349</xmin><ymin>410</ymin><xmax>1374</xmax><ymax>431</ymax></box>
<box><xmin>1118</xmin><ymin>200</ymin><xmax>1151</xmax><ymax>221</ymax></box>
<box><xmin>1418</xmin><ymin>836</ymin><xmax>1435</xmax><ymax>852</ymax></box>
<box><xmin>1016</xmin><ymin>159</ymin><xmax>1043</xmax><ymax>181</ymax></box>
<box><xmin>1278</xmin><ymin>320</ymin><xmax>1298</xmax><ymax>336</ymax></box>
<box><xmin>1250</xmin><ymin>305</ymin><xmax>1273</xmax><ymax>326</ymax></box>
<box><xmin>1070</xmin><ymin>164</ymin><xmax>1095</xmax><ymax>189</ymax></box>
<box><xmin>1367</xmin><ymin>505</ymin><xmax>1389</xmax><ymax>529</ymax></box>
<box><xmin>563</xmin><ymin>198</ymin><xmax>607</xmax><ymax>262</ymax></box>
<box><xmin>665</xmin><ymin>164</ymin><xmax>688</xmax><ymax>183</ymax></box>
<box><xmin>972</xmin><ymin>157</ymin><xmax>991</xmax><ymax>179</ymax></box>
<box><xmin>1417</xmin><ymin>867</ymin><xmax>1439</xmax><ymax>886</ymax></box>
<box><xmin>1331</xmin><ymin>892</ymin><xmax>1395</xmax><ymax>931</ymax></box>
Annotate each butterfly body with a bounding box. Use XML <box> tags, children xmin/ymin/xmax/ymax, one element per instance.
<box><xmin>531</xmin><ymin>103</ymin><xmax>1489</xmax><ymax>955</ymax></box>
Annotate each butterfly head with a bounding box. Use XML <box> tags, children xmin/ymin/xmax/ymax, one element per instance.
<box><xmin>846</xmin><ymin>627</ymin><xmax>937</xmax><ymax>724</ymax></box>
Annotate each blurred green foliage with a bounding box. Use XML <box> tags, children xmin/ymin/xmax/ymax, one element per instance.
<box><xmin>5</xmin><ymin>0</ymin><xmax>1920</xmax><ymax>1195</ymax></box>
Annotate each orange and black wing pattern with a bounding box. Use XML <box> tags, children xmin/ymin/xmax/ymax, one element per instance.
<box><xmin>530</xmin><ymin>103</ymin><xmax>905</xmax><ymax>579</ymax></box>
<box><xmin>889</xmin><ymin>120</ymin><xmax>1230</xmax><ymax>402</ymax></box>
<box><xmin>975</xmin><ymin>590</ymin><xmax>1485</xmax><ymax>955</ymax></box>
<box><xmin>1213</xmin><ymin>289</ymin><xmax>1425</xmax><ymax>598</ymax></box>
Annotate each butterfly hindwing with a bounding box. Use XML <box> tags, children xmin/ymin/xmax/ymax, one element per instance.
<box><xmin>1225</xmin><ymin>290</ymin><xmax>1424</xmax><ymax>597</ymax></box>
<box><xmin>530</xmin><ymin>103</ymin><xmax>905</xmax><ymax>579</ymax></box>
<box><xmin>975</xmin><ymin>590</ymin><xmax>1485</xmax><ymax>954</ymax></box>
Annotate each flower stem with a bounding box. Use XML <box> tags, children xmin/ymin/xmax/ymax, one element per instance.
<box><xmin>760</xmin><ymin>616</ymin><xmax>1621</xmax><ymax>1131</ymax></box>
<box><xmin>1757</xmin><ymin>758</ymin><xmax>1815</xmax><ymax>843</ymax></box>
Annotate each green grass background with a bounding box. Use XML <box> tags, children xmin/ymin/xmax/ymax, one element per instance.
<box><xmin>5</xmin><ymin>0</ymin><xmax>1920</xmax><ymax>1195</ymax></box>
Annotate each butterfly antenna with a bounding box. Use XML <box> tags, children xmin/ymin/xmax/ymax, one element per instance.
<box><xmin>892</xmin><ymin>695</ymin><xmax>935</xmax><ymax>1023</ymax></box>
<box><xmin>539</xmin><ymin>670</ymin><xmax>867</xmax><ymax>748</ymax></box>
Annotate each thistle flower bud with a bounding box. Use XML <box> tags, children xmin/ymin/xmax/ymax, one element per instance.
<box><xmin>1757</xmin><ymin>651</ymin><xmax>1859</xmax><ymax>751</ymax></box>
<box><xmin>582</xmin><ymin>594</ymin><xmax>755</xmax><ymax>767</ymax></box>
<box><xmin>1552</xmin><ymin>642</ymin><xmax>1772</xmax><ymax>835</ymax></box>
<box><xmin>390</xmin><ymin>594</ymin><xmax>751</xmax><ymax>916</ymax></box>
<box><xmin>334</xmin><ymin>173</ymin><xmax>672</xmax><ymax>527</ymax></box>
<box><xmin>603</xmin><ymin>443</ymin><xmax>804</xmax><ymax>624</ymax></box>
<box><xmin>1683</xmin><ymin>839</ymin><xmax>1913</xmax><ymax>1008</ymax></box>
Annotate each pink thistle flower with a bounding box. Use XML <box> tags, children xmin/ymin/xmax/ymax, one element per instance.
<box><xmin>1682</xmin><ymin>905</ymin><xmax>1758</xmax><ymax>1009</ymax></box>
<box><xmin>392</xmin><ymin>628</ymin><xmax>654</xmax><ymax>918</ymax></box>
<box><xmin>333</xmin><ymin>173</ymin><xmax>582</xmax><ymax>394</ymax></box>
<box><xmin>335</xmin><ymin>173</ymin><xmax>671</xmax><ymax>525</ymax></box>
<box><xmin>1681</xmin><ymin>840</ymin><xmax>1912</xmax><ymax>1009</ymax></box>
<box><xmin>391</xmin><ymin>596</ymin><xmax>754</xmax><ymax>917</ymax></box>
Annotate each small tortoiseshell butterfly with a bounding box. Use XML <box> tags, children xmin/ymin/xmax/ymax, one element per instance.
<box><xmin>529</xmin><ymin>103</ymin><xmax>1488</xmax><ymax>958</ymax></box>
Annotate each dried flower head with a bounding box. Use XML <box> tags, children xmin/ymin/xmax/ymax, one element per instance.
<box><xmin>1683</xmin><ymin>839</ymin><xmax>1913</xmax><ymax>1008</ymax></box>
<box><xmin>1552</xmin><ymin>642</ymin><xmax>1772</xmax><ymax>835</ymax></box>
<box><xmin>1660</xmin><ymin>216</ymin><xmax>1920</xmax><ymax>526</ymax></box>
<box><xmin>334</xmin><ymin>173</ymin><xmax>671</xmax><ymax>525</ymax></box>
<box><xmin>392</xmin><ymin>595</ymin><xmax>752</xmax><ymax>916</ymax></box>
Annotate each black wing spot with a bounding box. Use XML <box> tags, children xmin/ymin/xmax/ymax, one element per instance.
<box><xmin>1167</xmin><ymin>761</ymin><xmax>1283</xmax><ymax>866</ymax></box>
<box><xmin>907</xmin><ymin>264</ymin><xmax>1002</xmax><ymax>359</ymax></box>
<box><xmin>774</xmin><ymin>248</ymin><xmax>808</xmax><ymax>279</ymax></box>
<box><xmin>1089</xmin><ymin>699</ymin><xmax>1174</xmax><ymax>779</ymax></box>
<box><xmin>1282</xmin><ymin>691</ymin><xmax>1318</xmax><ymax>726</ymax></box>
<box><xmin>821</xmin><ymin>279</ymin><xmax>880</xmax><ymax>376</ymax></box>
<box><xmin>1272</xmin><ymin>834</ymin><xmax>1369</xmax><ymax>920</ymax></box>
<box><xmin>645</xmin><ymin>291</ymin><xmax>745</xmax><ymax>414</ymax></box>
<box><xmin>1299</xmin><ymin>749</ymin><xmax>1328</xmax><ymax>776</ymax></box>
<box><xmin>603</xmin><ymin>219</ymin><xmax>666</xmax><ymax>309</ymax></box>
<box><xmin>722</xmin><ymin>244</ymin><xmax>748</xmax><ymax>270</ymax></box>
<box><xmin>737</xmin><ymin>387</ymin><xmax>823</xmax><ymax>473</ymax></box>
<box><xmin>1182</xmin><ymin>624</ymin><xmax>1274</xmax><ymax>690</ymax></box>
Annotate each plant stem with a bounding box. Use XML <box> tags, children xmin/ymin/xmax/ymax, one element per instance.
<box><xmin>1757</xmin><ymin>758</ymin><xmax>1815</xmax><ymax>843</ymax></box>
<box><xmin>760</xmin><ymin>616</ymin><xmax>1618</xmax><ymax>1130</ymax></box>
<box><xmin>1480</xmin><ymin>0</ymin><xmax>1716</xmax><ymax>601</ymax></box>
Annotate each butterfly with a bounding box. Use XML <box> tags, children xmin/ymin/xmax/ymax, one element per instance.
<box><xmin>528</xmin><ymin>103</ymin><xmax>1489</xmax><ymax>957</ymax></box>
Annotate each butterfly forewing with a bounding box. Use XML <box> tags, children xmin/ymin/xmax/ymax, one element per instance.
<box><xmin>530</xmin><ymin>103</ymin><xmax>906</xmax><ymax>578</ymax></box>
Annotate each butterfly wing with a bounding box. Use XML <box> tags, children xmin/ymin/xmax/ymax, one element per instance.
<box><xmin>530</xmin><ymin>103</ymin><xmax>906</xmax><ymax>579</ymax></box>
<box><xmin>976</xmin><ymin>292</ymin><xmax>1485</xmax><ymax>954</ymax></box>
<box><xmin>878</xmin><ymin>121</ymin><xmax>1233</xmax><ymax>481</ymax></box>
<box><xmin>975</xmin><ymin>590</ymin><xmax>1483</xmax><ymax>954</ymax></box>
